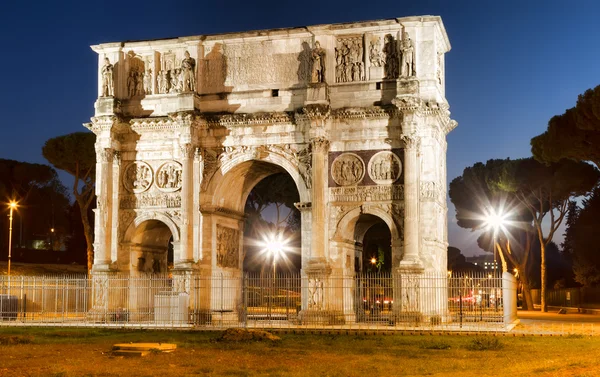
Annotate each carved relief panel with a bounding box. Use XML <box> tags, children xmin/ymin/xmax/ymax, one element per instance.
<box><xmin>216</xmin><ymin>225</ymin><xmax>240</xmax><ymax>268</ymax></box>
<box><xmin>123</xmin><ymin>161</ymin><xmax>153</xmax><ymax>193</ymax></box>
<box><xmin>329</xmin><ymin>149</ymin><xmax>403</xmax><ymax>188</ymax></box>
<box><xmin>335</xmin><ymin>36</ymin><xmax>364</xmax><ymax>83</ymax></box>
<box><xmin>331</xmin><ymin>153</ymin><xmax>365</xmax><ymax>186</ymax></box>
<box><xmin>367</xmin><ymin>151</ymin><xmax>402</xmax><ymax>184</ymax></box>
<box><xmin>156</xmin><ymin>161</ymin><xmax>182</xmax><ymax>192</ymax></box>
<box><xmin>126</xmin><ymin>51</ymin><xmax>147</xmax><ymax>98</ymax></box>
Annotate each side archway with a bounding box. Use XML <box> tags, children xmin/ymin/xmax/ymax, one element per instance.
<box><xmin>122</xmin><ymin>212</ymin><xmax>180</xmax><ymax>274</ymax></box>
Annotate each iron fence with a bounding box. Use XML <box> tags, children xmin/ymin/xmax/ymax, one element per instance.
<box><xmin>0</xmin><ymin>272</ymin><xmax>516</xmax><ymax>331</ymax></box>
<box><xmin>531</xmin><ymin>287</ymin><xmax>600</xmax><ymax>310</ymax></box>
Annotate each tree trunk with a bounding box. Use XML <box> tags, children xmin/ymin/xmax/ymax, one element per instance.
<box><xmin>496</xmin><ymin>242</ymin><xmax>507</xmax><ymax>273</ymax></box>
<box><xmin>521</xmin><ymin>276</ymin><xmax>534</xmax><ymax>311</ymax></box>
<box><xmin>540</xmin><ymin>242</ymin><xmax>547</xmax><ymax>312</ymax></box>
<box><xmin>75</xmin><ymin>195</ymin><xmax>94</xmax><ymax>274</ymax></box>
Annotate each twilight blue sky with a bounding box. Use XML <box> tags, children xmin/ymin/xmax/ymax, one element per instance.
<box><xmin>1</xmin><ymin>1</ymin><xmax>599</xmax><ymax>256</ymax></box>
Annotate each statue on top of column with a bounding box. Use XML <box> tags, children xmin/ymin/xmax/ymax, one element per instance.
<box><xmin>101</xmin><ymin>57</ymin><xmax>114</xmax><ymax>97</ymax></box>
<box><xmin>311</xmin><ymin>41</ymin><xmax>326</xmax><ymax>83</ymax></box>
<box><xmin>400</xmin><ymin>31</ymin><xmax>416</xmax><ymax>78</ymax></box>
<box><xmin>181</xmin><ymin>51</ymin><xmax>196</xmax><ymax>92</ymax></box>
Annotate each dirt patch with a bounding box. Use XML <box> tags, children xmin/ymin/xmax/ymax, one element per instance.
<box><xmin>0</xmin><ymin>335</ymin><xmax>34</xmax><ymax>345</ymax></box>
<box><xmin>218</xmin><ymin>328</ymin><xmax>281</xmax><ymax>342</ymax></box>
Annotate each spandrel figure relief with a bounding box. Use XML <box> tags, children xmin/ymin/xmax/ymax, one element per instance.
<box><xmin>368</xmin><ymin>151</ymin><xmax>402</xmax><ymax>184</ymax></box>
<box><xmin>332</xmin><ymin>153</ymin><xmax>365</xmax><ymax>186</ymax></box>
<box><xmin>123</xmin><ymin>161</ymin><xmax>153</xmax><ymax>193</ymax></box>
<box><xmin>101</xmin><ymin>57</ymin><xmax>114</xmax><ymax>97</ymax></box>
<box><xmin>156</xmin><ymin>161</ymin><xmax>183</xmax><ymax>192</ymax></box>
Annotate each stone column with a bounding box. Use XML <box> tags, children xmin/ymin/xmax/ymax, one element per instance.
<box><xmin>400</xmin><ymin>134</ymin><xmax>422</xmax><ymax>269</ymax></box>
<box><xmin>92</xmin><ymin>147</ymin><xmax>114</xmax><ymax>271</ymax></box>
<box><xmin>110</xmin><ymin>151</ymin><xmax>121</xmax><ymax>263</ymax></box>
<box><xmin>177</xmin><ymin>143</ymin><xmax>195</xmax><ymax>267</ymax></box>
<box><xmin>310</xmin><ymin>136</ymin><xmax>329</xmax><ymax>261</ymax></box>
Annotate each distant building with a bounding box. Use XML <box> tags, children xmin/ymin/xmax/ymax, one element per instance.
<box><xmin>466</xmin><ymin>255</ymin><xmax>499</xmax><ymax>272</ymax></box>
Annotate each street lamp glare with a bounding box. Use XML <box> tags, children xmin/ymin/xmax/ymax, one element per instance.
<box><xmin>370</xmin><ymin>257</ymin><xmax>377</xmax><ymax>265</ymax></box>
<box><xmin>7</xmin><ymin>200</ymin><xmax>18</xmax><ymax>276</ymax></box>
<box><xmin>484</xmin><ymin>207</ymin><xmax>509</xmax><ymax>234</ymax></box>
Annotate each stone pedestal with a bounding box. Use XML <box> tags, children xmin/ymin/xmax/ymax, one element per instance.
<box><xmin>393</xmin><ymin>267</ymin><xmax>424</xmax><ymax>324</ymax></box>
<box><xmin>305</xmin><ymin>83</ymin><xmax>329</xmax><ymax>105</ymax></box>
<box><xmin>369</xmin><ymin>66</ymin><xmax>384</xmax><ymax>80</ymax></box>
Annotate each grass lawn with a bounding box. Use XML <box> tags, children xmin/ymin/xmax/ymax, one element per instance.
<box><xmin>0</xmin><ymin>328</ymin><xmax>599</xmax><ymax>376</ymax></box>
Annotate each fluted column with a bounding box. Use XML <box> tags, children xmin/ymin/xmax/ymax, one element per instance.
<box><xmin>93</xmin><ymin>147</ymin><xmax>114</xmax><ymax>270</ymax></box>
<box><xmin>400</xmin><ymin>134</ymin><xmax>422</xmax><ymax>269</ymax></box>
<box><xmin>310</xmin><ymin>136</ymin><xmax>329</xmax><ymax>260</ymax></box>
<box><xmin>178</xmin><ymin>143</ymin><xmax>195</xmax><ymax>266</ymax></box>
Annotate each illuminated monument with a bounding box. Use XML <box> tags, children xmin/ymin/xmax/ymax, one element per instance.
<box><xmin>86</xmin><ymin>16</ymin><xmax>456</xmax><ymax>322</ymax></box>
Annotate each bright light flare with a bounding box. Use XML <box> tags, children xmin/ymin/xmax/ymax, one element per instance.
<box><xmin>8</xmin><ymin>201</ymin><xmax>18</xmax><ymax>210</ymax></box>
<box><xmin>259</xmin><ymin>232</ymin><xmax>292</xmax><ymax>262</ymax></box>
<box><xmin>482</xmin><ymin>206</ymin><xmax>512</xmax><ymax>236</ymax></box>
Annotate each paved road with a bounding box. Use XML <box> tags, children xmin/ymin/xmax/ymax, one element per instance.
<box><xmin>518</xmin><ymin>310</ymin><xmax>600</xmax><ymax>324</ymax></box>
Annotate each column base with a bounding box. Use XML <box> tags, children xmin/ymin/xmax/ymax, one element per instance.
<box><xmin>298</xmin><ymin>309</ymin><xmax>346</xmax><ymax>325</ymax></box>
<box><xmin>398</xmin><ymin>259</ymin><xmax>424</xmax><ymax>273</ymax></box>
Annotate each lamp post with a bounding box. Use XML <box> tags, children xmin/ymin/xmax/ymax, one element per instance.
<box><xmin>262</xmin><ymin>232</ymin><xmax>287</xmax><ymax>321</ymax></box>
<box><xmin>7</xmin><ymin>201</ymin><xmax>18</xmax><ymax>276</ymax></box>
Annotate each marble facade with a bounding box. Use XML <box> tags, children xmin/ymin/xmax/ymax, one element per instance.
<box><xmin>86</xmin><ymin>16</ymin><xmax>456</xmax><ymax>321</ymax></box>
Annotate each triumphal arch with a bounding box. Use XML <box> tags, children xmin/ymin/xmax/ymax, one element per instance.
<box><xmin>86</xmin><ymin>16</ymin><xmax>456</xmax><ymax>323</ymax></box>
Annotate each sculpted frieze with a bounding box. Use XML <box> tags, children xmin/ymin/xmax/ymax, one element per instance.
<box><xmin>216</xmin><ymin>225</ymin><xmax>240</xmax><ymax>269</ymax></box>
<box><xmin>369</xmin><ymin>37</ymin><xmax>384</xmax><ymax>68</ymax></box>
<box><xmin>335</xmin><ymin>36</ymin><xmax>364</xmax><ymax>83</ymax></box>
<box><xmin>368</xmin><ymin>151</ymin><xmax>402</xmax><ymax>184</ymax></box>
<box><xmin>331</xmin><ymin>153</ymin><xmax>365</xmax><ymax>186</ymax></box>
<box><xmin>420</xmin><ymin>181</ymin><xmax>443</xmax><ymax>200</ymax></box>
<box><xmin>156</xmin><ymin>161</ymin><xmax>182</xmax><ymax>192</ymax></box>
<box><xmin>123</xmin><ymin>161</ymin><xmax>153</xmax><ymax>193</ymax></box>
<box><xmin>329</xmin><ymin>185</ymin><xmax>403</xmax><ymax>202</ymax></box>
<box><xmin>120</xmin><ymin>193</ymin><xmax>181</xmax><ymax>209</ymax></box>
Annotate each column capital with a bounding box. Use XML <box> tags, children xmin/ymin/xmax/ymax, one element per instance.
<box><xmin>400</xmin><ymin>133</ymin><xmax>421</xmax><ymax>151</ymax></box>
<box><xmin>294</xmin><ymin>202</ymin><xmax>312</xmax><ymax>211</ymax></box>
<box><xmin>97</xmin><ymin>147</ymin><xmax>115</xmax><ymax>163</ymax></box>
<box><xmin>310</xmin><ymin>137</ymin><xmax>330</xmax><ymax>153</ymax></box>
<box><xmin>179</xmin><ymin>143</ymin><xmax>196</xmax><ymax>159</ymax></box>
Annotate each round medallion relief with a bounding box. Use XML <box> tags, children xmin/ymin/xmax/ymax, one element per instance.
<box><xmin>331</xmin><ymin>153</ymin><xmax>365</xmax><ymax>186</ymax></box>
<box><xmin>368</xmin><ymin>151</ymin><xmax>402</xmax><ymax>184</ymax></box>
<box><xmin>123</xmin><ymin>161</ymin><xmax>153</xmax><ymax>193</ymax></box>
<box><xmin>156</xmin><ymin>161</ymin><xmax>183</xmax><ymax>192</ymax></box>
